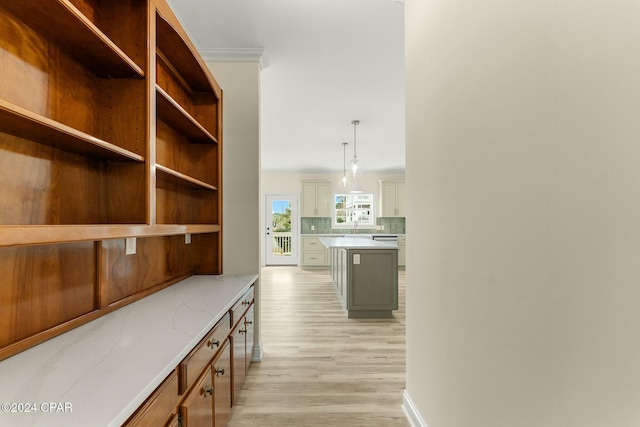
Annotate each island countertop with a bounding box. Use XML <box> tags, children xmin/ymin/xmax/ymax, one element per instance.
<box><xmin>319</xmin><ymin>236</ymin><xmax>398</xmax><ymax>249</ymax></box>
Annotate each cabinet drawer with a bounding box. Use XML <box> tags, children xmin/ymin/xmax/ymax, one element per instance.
<box><xmin>231</xmin><ymin>286</ymin><xmax>254</xmax><ymax>326</ymax></box>
<box><xmin>302</xmin><ymin>252</ymin><xmax>326</xmax><ymax>265</ymax></box>
<box><xmin>178</xmin><ymin>312</ymin><xmax>230</xmax><ymax>395</ymax></box>
<box><xmin>124</xmin><ymin>370</ymin><xmax>178</xmax><ymax>427</ymax></box>
<box><xmin>302</xmin><ymin>237</ymin><xmax>323</xmax><ymax>250</ymax></box>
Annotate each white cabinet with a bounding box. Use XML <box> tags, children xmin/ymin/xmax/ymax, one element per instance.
<box><xmin>302</xmin><ymin>180</ymin><xmax>331</xmax><ymax>217</ymax></box>
<box><xmin>379</xmin><ymin>180</ymin><xmax>405</xmax><ymax>217</ymax></box>
<box><xmin>397</xmin><ymin>236</ymin><xmax>406</xmax><ymax>267</ymax></box>
<box><xmin>301</xmin><ymin>236</ymin><xmax>330</xmax><ymax>267</ymax></box>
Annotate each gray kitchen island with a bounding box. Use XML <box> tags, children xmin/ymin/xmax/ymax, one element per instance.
<box><xmin>320</xmin><ymin>237</ymin><xmax>398</xmax><ymax>318</ymax></box>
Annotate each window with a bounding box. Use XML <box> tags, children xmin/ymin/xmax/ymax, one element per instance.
<box><xmin>334</xmin><ymin>193</ymin><xmax>374</xmax><ymax>227</ymax></box>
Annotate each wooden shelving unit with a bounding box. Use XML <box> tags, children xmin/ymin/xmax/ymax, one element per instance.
<box><xmin>0</xmin><ymin>99</ymin><xmax>144</xmax><ymax>162</ymax></box>
<box><xmin>0</xmin><ymin>0</ymin><xmax>223</xmax><ymax>361</ymax></box>
<box><xmin>156</xmin><ymin>86</ymin><xmax>219</xmax><ymax>144</ymax></box>
<box><xmin>0</xmin><ymin>0</ymin><xmax>144</xmax><ymax>78</ymax></box>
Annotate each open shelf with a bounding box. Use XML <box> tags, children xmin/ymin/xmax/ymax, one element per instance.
<box><xmin>156</xmin><ymin>164</ymin><xmax>218</xmax><ymax>191</ymax></box>
<box><xmin>0</xmin><ymin>224</ymin><xmax>220</xmax><ymax>248</ymax></box>
<box><xmin>156</xmin><ymin>86</ymin><xmax>218</xmax><ymax>144</ymax></box>
<box><xmin>156</xmin><ymin>12</ymin><xmax>216</xmax><ymax>93</ymax></box>
<box><xmin>0</xmin><ymin>0</ymin><xmax>143</xmax><ymax>78</ymax></box>
<box><xmin>0</xmin><ymin>99</ymin><xmax>144</xmax><ymax>162</ymax></box>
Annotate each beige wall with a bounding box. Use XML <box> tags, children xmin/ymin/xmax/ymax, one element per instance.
<box><xmin>405</xmin><ymin>1</ymin><xmax>640</xmax><ymax>426</ymax></box>
<box><xmin>206</xmin><ymin>61</ymin><xmax>260</xmax><ymax>275</ymax></box>
<box><xmin>206</xmin><ymin>61</ymin><xmax>262</xmax><ymax>361</ymax></box>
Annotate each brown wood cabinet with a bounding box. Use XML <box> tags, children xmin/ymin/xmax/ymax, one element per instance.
<box><xmin>124</xmin><ymin>284</ymin><xmax>254</xmax><ymax>427</ymax></box>
<box><xmin>212</xmin><ymin>341</ymin><xmax>232</xmax><ymax>427</ymax></box>
<box><xmin>0</xmin><ymin>0</ymin><xmax>222</xmax><ymax>361</ymax></box>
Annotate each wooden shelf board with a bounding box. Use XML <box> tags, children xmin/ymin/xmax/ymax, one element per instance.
<box><xmin>0</xmin><ymin>0</ymin><xmax>144</xmax><ymax>78</ymax></box>
<box><xmin>0</xmin><ymin>99</ymin><xmax>144</xmax><ymax>162</ymax></box>
<box><xmin>0</xmin><ymin>224</ymin><xmax>220</xmax><ymax>248</ymax></box>
<box><xmin>156</xmin><ymin>12</ymin><xmax>216</xmax><ymax>94</ymax></box>
<box><xmin>156</xmin><ymin>86</ymin><xmax>218</xmax><ymax>144</ymax></box>
<box><xmin>156</xmin><ymin>164</ymin><xmax>218</xmax><ymax>191</ymax></box>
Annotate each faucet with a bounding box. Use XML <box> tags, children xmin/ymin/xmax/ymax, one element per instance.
<box><xmin>353</xmin><ymin>220</ymin><xmax>358</xmax><ymax>234</ymax></box>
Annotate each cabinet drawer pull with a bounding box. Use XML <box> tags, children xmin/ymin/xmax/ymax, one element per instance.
<box><xmin>215</xmin><ymin>367</ymin><xmax>225</xmax><ymax>376</ymax></box>
<box><xmin>239</xmin><ymin>328</ymin><xmax>247</xmax><ymax>335</ymax></box>
<box><xmin>202</xmin><ymin>386</ymin><xmax>214</xmax><ymax>397</ymax></box>
<box><xmin>242</xmin><ymin>300</ymin><xmax>251</xmax><ymax>306</ymax></box>
<box><xmin>207</xmin><ymin>339</ymin><xmax>220</xmax><ymax>348</ymax></box>
<box><xmin>245</xmin><ymin>320</ymin><xmax>253</xmax><ymax>325</ymax></box>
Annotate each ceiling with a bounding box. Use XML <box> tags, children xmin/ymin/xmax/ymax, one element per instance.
<box><xmin>167</xmin><ymin>0</ymin><xmax>405</xmax><ymax>174</ymax></box>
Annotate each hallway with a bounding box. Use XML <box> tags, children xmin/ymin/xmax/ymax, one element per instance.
<box><xmin>228</xmin><ymin>266</ymin><xmax>409</xmax><ymax>426</ymax></box>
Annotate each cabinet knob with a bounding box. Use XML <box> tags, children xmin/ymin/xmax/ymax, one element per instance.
<box><xmin>215</xmin><ymin>367</ymin><xmax>225</xmax><ymax>376</ymax></box>
<box><xmin>202</xmin><ymin>386</ymin><xmax>214</xmax><ymax>397</ymax></box>
<box><xmin>239</xmin><ymin>328</ymin><xmax>247</xmax><ymax>335</ymax></box>
<box><xmin>207</xmin><ymin>339</ymin><xmax>220</xmax><ymax>349</ymax></box>
<box><xmin>245</xmin><ymin>320</ymin><xmax>253</xmax><ymax>325</ymax></box>
<box><xmin>242</xmin><ymin>300</ymin><xmax>251</xmax><ymax>306</ymax></box>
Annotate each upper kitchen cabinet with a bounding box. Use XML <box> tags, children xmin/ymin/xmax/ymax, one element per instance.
<box><xmin>379</xmin><ymin>180</ymin><xmax>405</xmax><ymax>217</ymax></box>
<box><xmin>301</xmin><ymin>180</ymin><xmax>331</xmax><ymax>217</ymax></box>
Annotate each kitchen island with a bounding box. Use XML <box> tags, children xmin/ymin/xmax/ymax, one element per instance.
<box><xmin>320</xmin><ymin>237</ymin><xmax>398</xmax><ymax>318</ymax></box>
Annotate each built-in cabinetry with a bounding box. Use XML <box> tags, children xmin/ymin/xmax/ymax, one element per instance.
<box><xmin>0</xmin><ymin>0</ymin><xmax>222</xmax><ymax>361</ymax></box>
<box><xmin>125</xmin><ymin>284</ymin><xmax>254</xmax><ymax>427</ymax></box>
<box><xmin>321</xmin><ymin>238</ymin><xmax>399</xmax><ymax>319</ymax></box>
<box><xmin>397</xmin><ymin>236</ymin><xmax>406</xmax><ymax>267</ymax></box>
<box><xmin>301</xmin><ymin>235</ymin><xmax>331</xmax><ymax>267</ymax></box>
<box><xmin>301</xmin><ymin>180</ymin><xmax>331</xmax><ymax>217</ymax></box>
<box><xmin>379</xmin><ymin>180</ymin><xmax>405</xmax><ymax>217</ymax></box>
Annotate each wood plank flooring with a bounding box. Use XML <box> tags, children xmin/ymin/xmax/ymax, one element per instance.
<box><xmin>227</xmin><ymin>266</ymin><xmax>409</xmax><ymax>427</ymax></box>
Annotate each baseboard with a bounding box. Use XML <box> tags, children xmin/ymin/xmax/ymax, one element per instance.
<box><xmin>402</xmin><ymin>390</ymin><xmax>429</xmax><ymax>427</ymax></box>
<box><xmin>251</xmin><ymin>343</ymin><xmax>264</xmax><ymax>362</ymax></box>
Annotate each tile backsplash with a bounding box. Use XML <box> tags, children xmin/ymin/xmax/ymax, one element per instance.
<box><xmin>301</xmin><ymin>217</ymin><xmax>405</xmax><ymax>234</ymax></box>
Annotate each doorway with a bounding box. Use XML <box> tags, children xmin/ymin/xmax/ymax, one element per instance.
<box><xmin>265</xmin><ymin>195</ymin><xmax>298</xmax><ymax>265</ymax></box>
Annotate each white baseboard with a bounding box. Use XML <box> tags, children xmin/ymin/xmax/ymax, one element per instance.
<box><xmin>251</xmin><ymin>343</ymin><xmax>264</xmax><ymax>362</ymax></box>
<box><xmin>402</xmin><ymin>390</ymin><xmax>429</xmax><ymax>427</ymax></box>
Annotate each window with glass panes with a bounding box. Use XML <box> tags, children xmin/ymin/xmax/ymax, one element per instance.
<box><xmin>334</xmin><ymin>194</ymin><xmax>374</xmax><ymax>227</ymax></box>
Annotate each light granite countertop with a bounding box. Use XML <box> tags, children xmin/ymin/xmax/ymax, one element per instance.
<box><xmin>319</xmin><ymin>237</ymin><xmax>399</xmax><ymax>249</ymax></box>
<box><xmin>0</xmin><ymin>274</ymin><xmax>258</xmax><ymax>427</ymax></box>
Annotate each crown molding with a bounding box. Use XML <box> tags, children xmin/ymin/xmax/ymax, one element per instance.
<box><xmin>199</xmin><ymin>48</ymin><xmax>269</xmax><ymax>69</ymax></box>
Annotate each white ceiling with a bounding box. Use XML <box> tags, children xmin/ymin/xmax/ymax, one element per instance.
<box><xmin>167</xmin><ymin>0</ymin><xmax>405</xmax><ymax>173</ymax></box>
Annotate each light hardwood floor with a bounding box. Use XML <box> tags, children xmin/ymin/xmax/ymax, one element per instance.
<box><xmin>227</xmin><ymin>266</ymin><xmax>409</xmax><ymax>427</ymax></box>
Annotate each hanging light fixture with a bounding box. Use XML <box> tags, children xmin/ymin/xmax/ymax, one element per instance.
<box><xmin>339</xmin><ymin>142</ymin><xmax>349</xmax><ymax>188</ymax></box>
<box><xmin>349</xmin><ymin>119</ymin><xmax>363</xmax><ymax>193</ymax></box>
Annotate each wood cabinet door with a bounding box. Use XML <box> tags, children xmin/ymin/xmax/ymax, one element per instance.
<box><xmin>231</xmin><ymin>318</ymin><xmax>247</xmax><ymax>405</ymax></box>
<box><xmin>301</xmin><ymin>183</ymin><xmax>318</xmax><ymax>216</ymax></box>
<box><xmin>179</xmin><ymin>367</ymin><xmax>214</xmax><ymax>427</ymax></box>
<box><xmin>315</xmin><ymin>182</ymin><xmax>331</xmax><ymax>217</ymax></box>
<box><xmin>213</xmin><ymin>341</ymin><xmax>232</xmax><ymax>427</ymax></box>
<box><xmin>381</xmin><ymin>182</ymin><xmax>398</xmax><ymax>217</ymax></box>
<box><xmin>244</xmin><ymin>305</ymin><xmax>254</xmax><ymax>370</ymax></box>
<box><xmin>395</xmin><ymin>182</ymin><xmax>406</xmax><ymax>216</ymax></box>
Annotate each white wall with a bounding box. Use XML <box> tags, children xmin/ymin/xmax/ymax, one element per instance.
<box><xmin>405</xmin><ymin>1</ymin><xmax>640</xmax><ymax>426</ymax></box>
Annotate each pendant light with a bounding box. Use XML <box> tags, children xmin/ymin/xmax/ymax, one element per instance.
<box><xmin>349</xmin><ymin>120</ymin><xmax>363</xmax><ymax>193</ymax></box>
<box><xmin>339</xmin><ymin>142</ymin><xmax>349</xmax><ymax>188</ymax></box>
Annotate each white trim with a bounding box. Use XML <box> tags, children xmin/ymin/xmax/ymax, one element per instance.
<box><xmin>402</xmin><ymin>390</ymin><xmax>429</xmax><ymax>427</ymax></box>
<box><xmin>199</xmin><ymin>47</ymin><xmax>269</xmax><ymax>69</ymax></box>
<box><xmin>251</xmin><ymin>342</ymin><xmax>264</xmax><ymax>362</ymax></box>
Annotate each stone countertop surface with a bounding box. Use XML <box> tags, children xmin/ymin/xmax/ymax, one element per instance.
<box><xmin>319</xmin><ymin>237</ymin><xmax>399</xmax><ymax>249</ymax></box>
<box><xmin>0</xmin><ymin>274</ymin><xmax>258</xmax><ymax>427</ymax></box>
<box><xmin>301</xmin><ymin>233</ymin><xmax>406</xmax><ymax>237</ymax></box>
